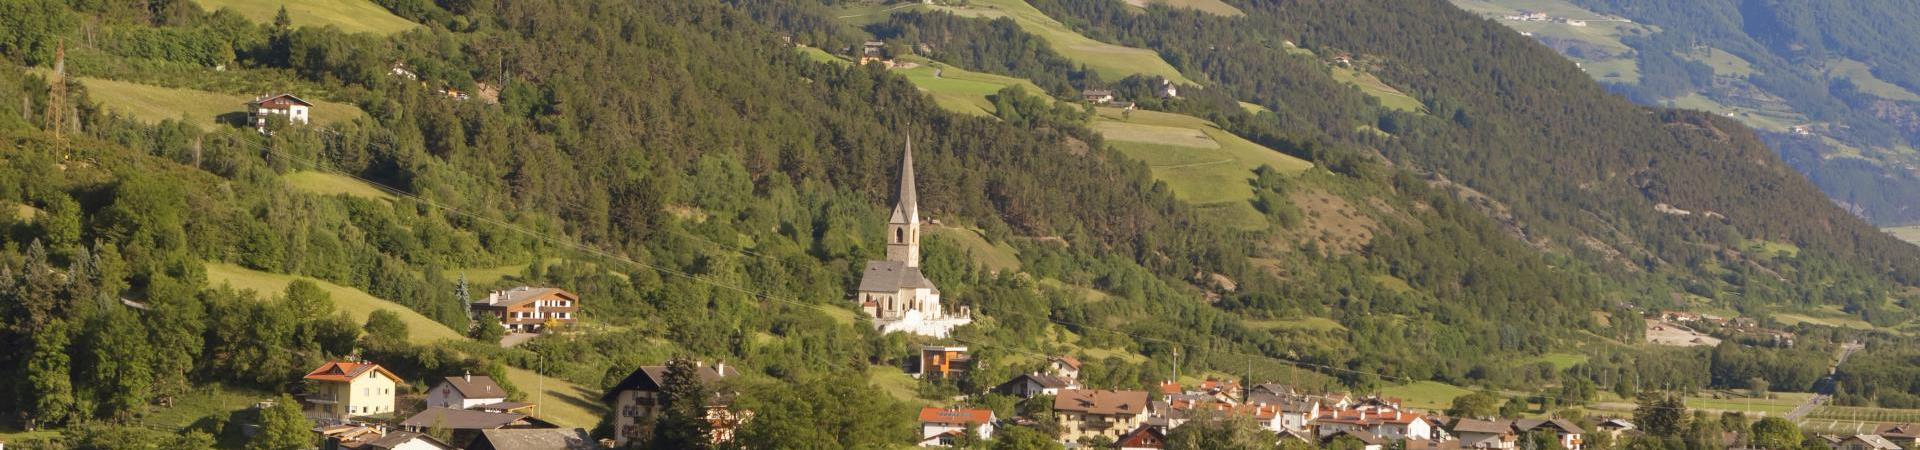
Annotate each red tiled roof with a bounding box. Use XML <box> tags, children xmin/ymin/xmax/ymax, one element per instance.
<box><xmin>304</xmin><ymin>361</ymin><xmax>403</xmax><ymax>384</ymax></box>
<box><xmin>918</xmin><ymin>407</ymin><xmax>994</xmax><ymax>425</ymax></box>
<box><xmin>1158</xmin><ymin>381</ymin><xmax>1182</xmax><ymax>395</ymax></box>
<box><xmin>1052</xmin><ymin>356</ymin><xmax>1082</xmax><ymax>370</ymax></box>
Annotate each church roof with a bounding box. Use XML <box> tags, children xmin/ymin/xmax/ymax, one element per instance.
<box><xmin>858</xmin><ymin>260</ymin><xmax>938</xmax><ymax>292</ymax></box>
<box><xmin>889</xmin><ymin>139</ymin><xmax>917</xmax><ymax>224</ymax></box>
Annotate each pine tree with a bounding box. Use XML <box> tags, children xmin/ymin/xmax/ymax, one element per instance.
<box><xmin>272</xmin><ymin>6</ymin><xmax>292</xmax><ymax>30</ymax></box>
<box><xmin>652</xmin><ymin>358</ymin><xmax>714</xmax><ymax>450</ymax></box>
<box><xmin>88</xmin><ymin>308</ymin><xmax>153</xmax><ymax>421</ymax></box>
<box><xmin>26</xmin><ymin>318</ymin><xmax>75</xmax><ymax>428</ymax></box>
<box><xmin>456</xmin><ymin>273</ymin><xmax>472</xmax><ymax>320</ymax></box>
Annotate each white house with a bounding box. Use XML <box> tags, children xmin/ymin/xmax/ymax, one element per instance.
<box><xmin>301</xmin><ymin>361</ymin><xmax>401</xmax><ymax>420</ymax></box>
<box><xmin>247</xmin><ymin>93</ymin><xmax>312</xmax><ymax>130</ymax></box>
<box><xmin>918</xmin><ymin>408</ymin><xmax>995</xmax><ymax>447</ymax></box>
<box><xmin>995</xmin><ymin>372</ymin><xmax>1077</xmax><ymax>398</ymax></box>
<box><xmin>426</xmin><ymin>373</ymin><xmax>509</xmax><ymax>410</ymax></box>
<box><xmin>1048</xmin><ymin>356</ymin><xmax>1082</xmax><ymax>381</ymax></box>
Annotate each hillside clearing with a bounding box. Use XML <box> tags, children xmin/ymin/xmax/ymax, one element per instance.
<box><xmin>1244</xmin><ymin>316</ymin><xmax>1345</xmax><ymax>332</ymax></box>
<box><xmin>67</xmin><ymin>75</ymin><xmax>367</xmax><ymax>131</ymax></box>
<box><xmin>1826</xmin><ymin>58</ymin><xmax>1920</xmax><ymax>102</ymax></box>
<box><xmin>870</xmin><ymin>365</ymin><xmax>936</xmax><ymax>407</ymax></box>
<box><xmin>191</xmin><ymin>0</ymin><xmax>419</xmax><ymax>35</ymax></box>
<box><xmin>1123</xmin><ymin>0</ymin><xmax>1243</xmax><ymax>16</ymax></box>
<box><xmin>1330</xmin><ymin>66</ymin><xmax>1425</xmax><ymax>113</ymax></box>
<box><xmin>895</xmin><ymin>60</ymin><xmax>1049</xmax><ymax>117</ymax></box>
<box><xmin>1887</xmin><ymin>225</ymin><xmax>1920</xmax><ymax>245</ymax></box>
<box><xmin>1381</xmin><ymin>381</ymin><xmax>1474</xmax><ymax>412</ymax></box>
<box><xmin>1091</xmin><ymin>107</ymin><xmax>1312</xmax><ymax>229</ymax></box>
<box><xmin>1448</xmin><ymin>0</ymin><xmax>1654</xmax><ymax>84</ymax></box>
<box><xmin>501</xmin><ymin>365</ymin><xmax>607</xmax><ymax>430</ymax></box>
<box><xmin>284</xmin><ymin>171</ymin><xmax>394</xmax><ymax>200</ymax></box>
<box><xmin>205</xmin><ymin>263</ymin><xmax>466</xmax><ymax>345</ymax></box>
<box><xmin>925</xmin><ymin>225</ymin><xmax>1021</xmax><ymax>273</ymax></box>
<box><xmin>927</xmin><ymin>0</ymin><xmax>1194</xmax><ymax>84</ymax></box>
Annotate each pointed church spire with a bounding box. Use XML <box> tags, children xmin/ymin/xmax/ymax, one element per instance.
<box><xmin>887</xmin><ymin>135</ymin><xmax>922</xmax><ymax>267</ymax></box>
<box><xmin>898</xmin><ymin>136</ymin><xmax>917</xmax><ymax>219</ymax></box>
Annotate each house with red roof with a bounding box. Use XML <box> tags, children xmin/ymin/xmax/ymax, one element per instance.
<box><xmin>1048</xmin><ymin>356</ymin><xmax>1082</xmax><ymax>381</ymax></box>
<box><xmin>917</xmin><ymin>407</ymin><xmax>996</xmax><ymax>447</ymax></box>
<box><xmin>302</xmin><ymin>361</ymin><xmax>403</xmax><ymax>420</ymax></box>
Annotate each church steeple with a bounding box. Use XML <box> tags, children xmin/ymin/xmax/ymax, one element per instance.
<box><xmin>886</xmin><ymin>138</ymin><xmax>921</xmax><ymax>267</ymax></box>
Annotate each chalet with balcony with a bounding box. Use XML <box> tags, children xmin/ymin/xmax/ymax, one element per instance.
<box><xmin>1054</xmin><ymin>389</ymin><xmax>1151</xmax><ymax>443</ymax></box>
<box><xmin>602</xmin><ymin>361</ymin><xmax>748</xmax><ymax>447</ymax></box>
<box><xmin>471</xmin><ymin>287</ymin><xmax>579</xmax><ymax>333</ymax></box>
<box><xmin>302</xmin><ymin>361</ymin><xmax>402</xmax><ymax>420</ymax></box>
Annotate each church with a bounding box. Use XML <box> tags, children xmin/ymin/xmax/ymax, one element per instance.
<box><xmin>854</xmin><ymin>140</ymin><xmax>973</xmax><ymax>338</ymax></box>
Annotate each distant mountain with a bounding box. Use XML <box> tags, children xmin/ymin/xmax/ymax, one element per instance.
<box><xmin>1455</xmin><ymin>0</ymin><xmax>1920</xmax><ymax>226</ymax></box>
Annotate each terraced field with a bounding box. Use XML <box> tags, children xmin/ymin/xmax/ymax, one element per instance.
<box><xmin>1091</xmin><ymin>107</ymin><xmax>1313</xmax><ymax>229</ymax></box>
<box><xmin>191</xmin><ymin>0</ymin><xmax>419</xmax><ymax>35</ymax></box>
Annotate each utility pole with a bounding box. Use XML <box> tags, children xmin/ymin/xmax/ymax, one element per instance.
<box><xmin>46</xmin><ymin>40</ymin><xmax>68</xmax><ymax>144</ymax></box>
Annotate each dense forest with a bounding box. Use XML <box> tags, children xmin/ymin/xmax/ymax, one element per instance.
<box><xmin>3</xmin><ymin>0</ymin><xmax>1920</xmax><ymax>447</ymax></box>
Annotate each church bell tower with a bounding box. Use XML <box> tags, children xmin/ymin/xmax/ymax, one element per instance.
<box><xmin>886</xmin><ymin>139</ymin><xmax>921</xmax><ymax>267</ymax></box>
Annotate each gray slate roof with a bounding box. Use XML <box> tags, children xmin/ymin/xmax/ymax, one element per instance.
<box><xmin>439</xmin><ymin>375</ymin><xmax>506</xmax><ymax>399</ymax></box>
<box><xmin>857</xmin><ymin>261</ymin><xmax>938</xmax><ymax>292</ymax></box>
<box><xmin>365</xmin><ymin>431</ymin><xmax>451</xmax><ymax>450</ymax></box>
<box><xmin>472</xmin><ymin>429</ymin><xmax>596</xmax><ymax>450</ymax></box>
<box><xmin>399</xmin><ymin>407</ymin><xmax>526</xmax><ymax>429</ymax></box>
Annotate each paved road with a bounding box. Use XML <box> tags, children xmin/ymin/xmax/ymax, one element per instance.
<box><xmin>1787</xmin><ymin>341</ymin><xmax>1865</xmax><ymax>421</ymax></box>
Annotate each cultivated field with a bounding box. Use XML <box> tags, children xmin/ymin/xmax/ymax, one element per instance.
<box><xmin>284</xmin><ymin>171</ymin><xmax>394</xmax><ymax>200</ymax></box>
<box><xmin>1091</xmin><ymin>107</ymin><xmax>1313</xmax><ymax>229</ymax></box>
<box><xmin>191</xmin><ymin>0</ymin><xmax>419</xmax><ymax>35</ymax></box>
<box><xmin>927</xmin><ymin>0</ymin><xmax>1195</xmax><ymax>84</ymax></box>
<box><xmin>1381</xmin><ymin>381</ymin><xmax>1475</xmax><ymax>412</ymax></box>
<box><xmin>73</xmin><ymin>76</ymin><xmax>367</xmax><ymax>131</ymax></box>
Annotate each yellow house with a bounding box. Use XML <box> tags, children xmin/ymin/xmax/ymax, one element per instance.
<box><xmin>302</xmin><ymin>361</ymin><xmax>402</xmax><ymax>420</ymax></box>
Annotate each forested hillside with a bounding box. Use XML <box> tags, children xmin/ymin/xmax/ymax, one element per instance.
<box><xmin>1468</xmin><ymin>0</ymin><xmax>1920</xmax><ymax>227</ymax></box>
<box><xmin>5</xmin><ymin>0</ymin><xmax>1920</xmax><ymax>447</ymax></box>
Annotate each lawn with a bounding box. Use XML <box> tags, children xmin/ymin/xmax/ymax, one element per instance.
<box><xmin>928</xmin><ymin>0</ymin><xmax>1194</xmax><ymax>84</ymax></box>
<box><xmin>1679</xmin><ymin>47</ymin><xmax>1755</xmax><ymax>78</ymax></box>
<box><xmin>1380</xmin><ymin>381</ymin><xmax>1475</xmax><ymax>412</ymax></box>
<box><xmin>1123</xmin><ymin>0</ymin><xmax>1243</xmax><ymax>16</ymax></box>
<box><xmin>501</xmin><ymin>365</ymin><xmax>607</xmax><ymax>430</ymax></box>
<box><xmin>1330</xmin><ymin>66</ymin><xmax>1425</xmax><ymax>113</ymax></box>
<box><xmin>894</xmin><ymin>60</ymin><xmax>1049</xmax><ymax>117</ymax></box>
<box><xmin>71</xmin><ymin>76</ymin><xmax>367</xmax><ymax>131</ymax></box>
<box><xmin>204</xmin><ymin>262</ymin><xmax>466</xmax><ymax>345</ymax></box>
<box><xmin>797</xmin><ymin>45</ymin><xmax>848</xmax><ymax>65</ymax></box>
<box><xmin>1239</xmin><ymin>101</ymin><xmax>1272</xmax><ymax>115</ymax></box>
<box><xmin>1887</xmin><ymin>225</ymin><xmax>1920</xmax><ymax>245</ymax></box>
<box><xmin>1244</xmin><ymin>317</ymin><xmax>1345</xmax><ymax>332</ymax></box>
<box><xmin>1773</xmin><ymin>311</ymin><xmax>1877</xmax><ymax>331</ymax></box>
<box><xmin>870</xmin><ymin>365</ymin><xmax>936</xmax><ymax>407</ymax></box>
<box><xmin>191</xmin><ymin>0</ymin><xmax>419</xmax><ymax>35</ymax></box>
<box><xmin>1038</xmin><ymin>278</ymin><xmax>1112</xmax><ymax>303</ymax></box>
<box><xmin>1091</xmin><ymin>107</ymin><xmax>1313</xmax><ymax>230</ymax></box>
<box><xmin>925</xmin><ymin>225</ymin><xmax>1021</xmax><ymax>273</ymax></box>
<box><xmin>143</xmin><ymin>383</ymin><xmax>278</xmax><ymax>430</ymax></box>
<box><xmin>1826</xmin><ymin>58</ymin><xmax>1920</xmax><ymax>102</ymax></box>
<box><xmin>1684</xmin><ymin>393</ymin><xmax>1809</xmax><ymax>417</ymax></box>
<box><xmin>284</xmin><ymin>171</ymin><xmax>394</xmax><ymax>200</ymax></box>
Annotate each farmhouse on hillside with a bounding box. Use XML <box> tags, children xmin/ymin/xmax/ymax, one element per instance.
<box><xmin>426</xmin><ymin>372</ymin><xmax>531</xmax><ymax>413</ymax></box>
<box><xmin>470</xmin><ymin>287</ymin><xmax>580</xmax><ymax>333</ymax></box>
<box><xmin>853</xmin><ymin>140</ymin><xmax>972</xmax><ymax>337</ymax></box>
<box><xmin>603</xmin><ymin>361</ymin><xmax>751</xmax><ymax>447</ymax></box>
<box><xmin>301</xmin><ymin>361</ymin><xmax>401</xmax><ymax>420</ymax></box>
<box><xmin>247</xmin><ymin>93</ymin><xmax>312</xmax><ymax>130</ymax></box>
<box><xmin>917</xmin><ymin>407</ymin><xmax>996</xmax><ymax>447</ymax></box>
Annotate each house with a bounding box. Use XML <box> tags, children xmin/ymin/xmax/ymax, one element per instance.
<box><xmin>1083</xmin><ymin>89</ymin><xmax>1115</xmax><ymax>104</ymax></box>
<box><xmin>859</xmin><ymin>41</ymin><xmax>895</xmax><ymax>67</ymax></box>
<box><xmin>1515</xmin><ymin>419</ymin><xmax>1584</xmax><ymax>450</ymax></box>
<box><xmin>1406</xmin><ymin>439</ymin><xmax>1468</xmax><ymax>450</ymax></box>
<box><xmin>995</xmin><ymin>372</ymin><xmax>1078</xmax><ymax>398</ymax></box>
<box><xmin>247</xmin><ymin>94</ymin><xmax>313</xmax><ymax>129</ymax></box>
<box><xmin>317</xmin><ymin>425</ymin><xmax>388</xmax><ymax>450</ymax></box>
<box><xmin>1324</xmin><ymin>430</ymin><xmax>1387</xmax><ymax>450</ymax></box>
<box><xmin>1157</xmin><ymin>381</ymin><xmax>1183</xmax><ymax>400</ymax></box>
<box><xmin>1450</xmin><ymin>419</ymin><xmax>1518</xmax><ymax>450</ymax></box>
<box><xmin>602</xmin><ymin>361</ymin><xmax>748</xmax><ymax>447</ymax></box>
<box><xmin>470</xmin><ymin>287</ymin><xmax>579</xmax><ymax>333</ymax></box>
<box><xmin>1157</xmin><ymin>79</ymin><xmax>1179</xmax><ymax>98</ymax></box>
<box><xmin>1166</xmin><ymin>397</ymin><xmax>1284</xmax><ymax>432</ymax></box>
<box><xmin>1112</xmin><ymin>101</ymin><xmax>1137</xmax><ymax>111</ymax></box>
<box><xmin>426</xmin><ymin>373</ymin><xmax>508</xmax><ymax>410</ymax></box>
<box><xmin>357</xmin><ymin>431</ymin><xmax>453</xmax><ymax>450</ymax></box>
<box><xmin>398</xmin><ymin>408</ymin><xmax>540</xmax><ymax>446</ymax></box>
<box><xmin>1199</xmin><ymin>378</ymin><xmax>1243</xmax><ymax>400</ymax></box>
<box><xmin>1248</xmin><ymin>383</ymin><xmax>1296</xmax><ymax>398</ymax></box>
<box><xmin>1595</xmin><ymin>418</ymin><xmax>1635</xmax><ymax>440</ymax></box>
<box><xmin>466</xmin><ymin>429</ymin><xmax>596</xmax><ymax>450</ymax></box>
<box><xmin>1055</xmin><ymin>389</ymin><xmax>1152</xmax><ymax>443</ymax></box>
<box><xmin>1835</xmin><ymin>435</ymin><xmax>1902</xmax><ymax>450</ymax></box>
<box><xmin>302</xmin><ymin>361</ymin><xmax>402</xmax><ymax>420</ymax></box>
<box><xmin>389</xmin><ymin>60</ymin><xmax>417</xmax><ymax>81</ymax></box>
<box><xmin>1115</xmin><ymin>425</ymin><xmax>1168</xmax><ymax>449</ymax></box>
<box><xmin>1874</xmin><ymin>424</ymin><xmax>1920</xmax><ymax>448</ymax></box>
<box><xmin>1315</xmin><ymin>408</ymin><xmax>1434</xmax><ymax>441</ymax></box>
<box><xmin>918</xmin><ymin>408</ymin><xmax>996</xmax><ymax>447</ymax></box>
<box><xmin>1049</xmin><ymin>356</ymin><xmax>1083</xmax><ymax>381</ymax></box>
<box><xmin>1662</xmin><ymin>311</ymin><xmax>1701</xmax><ymax>322</ymax></box>
<box><xmin>915</xmin><ymin>346</ymin><xmax>971</xmax><ymax>379</ymax></box>
<box><xmin>853</xmin><ymin>141</ymin><xmax>972</xmax><ymax>337</ymax></box>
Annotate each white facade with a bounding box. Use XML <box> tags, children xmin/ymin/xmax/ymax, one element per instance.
<box><xmin>855</xmin><ymin>140</ymin><xmax>971</xmax><ymax>338</ymax></box>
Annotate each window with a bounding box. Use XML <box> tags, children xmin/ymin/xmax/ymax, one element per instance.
<box><xmin>896</xmin><ymin>228</ymin><xmax>904</xmax><ymax>243</ymax></box>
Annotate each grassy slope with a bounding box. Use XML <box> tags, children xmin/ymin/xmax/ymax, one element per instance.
<box><xmin>1827</xmin><ymin>58</ymin><xmax>1920</xmax><ymax>102</ymax></box>
<box><xmin>1122</xmin><ymin>0</ymin><xmax>1243</xmax><ymax>16</ymax></box>
<box><xmin>1330</xmin><ymin>66</ymin><xmax>1426</xmax><ymax>113</ymax></box>
<box><xmin>71</xmin><ymin>76</ymin><xmax>367</xmax><ymax>131</ymax></box>
<box><xmin>925</xmin><ymin>225</ymin><xmax>1021</xmax><ymax>273</ymax></box>
<box><xmin>1380</xmin><ymin>381</ymin><xmax>1475</xmax><ymax>412</ymax></box>
<box><xmin>1448</xmin><ymin>0</ymin><xmax>1652</xmax><ymax>83</ymax></box>
<box><xmin>203</xmin><ymin>263</ymin><xmax>605</xmax><ymax>428</ymax></box>
<box><xmin>894</xmin><ymin>60</ymin><xmax>1048</xmax><ymax>117</ymax></box>
<box><xmin>190</xmin><ymin>0</ymin><xmax>418</xmax><ymax>35</ymax></box>
<box><xmin>1091</xmin><ymin>107</ymin><xmax>1313</xmax><ymax>230</ymax></box>
<box><xmin>927</xmin><ymin>0</ymin><xmax>1194</xmax><ymax>84</ymax></box>
<box><xmin>284</xmin><ymin>171</ymin><xmax>395</xmax><ymax>200</ymax></box>
<box><xmin>1888</xmin><ymin>225</ymin><xmax>1920</xmax><ymax>245</ymax></box>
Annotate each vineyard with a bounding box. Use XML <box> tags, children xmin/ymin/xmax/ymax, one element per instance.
<box><xmin>1805</xmin><ymin>405</ymin><xmax>1920</xmax><ymax>424</ymax></box>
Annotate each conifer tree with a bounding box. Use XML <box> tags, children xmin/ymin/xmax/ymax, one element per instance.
<box><xmin>26</xmin><ymin>318</ymin><xmax>74</xmax><ymax>428</ymax></box>
<box><xmin>652</xmin><ymin>358</ymin><xmax>714</xmax><ymax>450</ymax></box>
